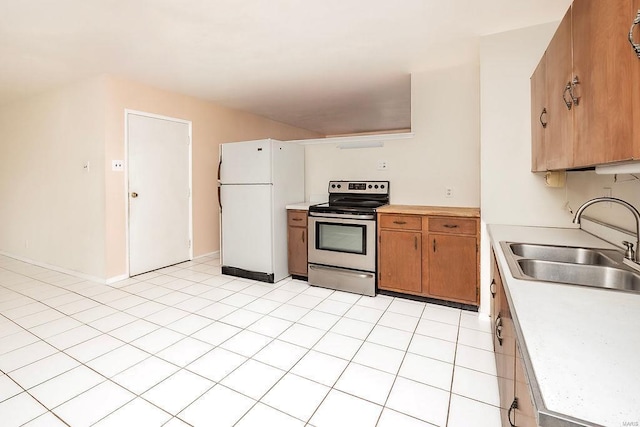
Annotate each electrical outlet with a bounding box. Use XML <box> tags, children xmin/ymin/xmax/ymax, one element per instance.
<box><xmin>112</xmin><ymin>160</ymin><xmax>124</xmax><ymax>171</ymax></box>
<box><xmin>377</xmin><ymin>160</ymin><xmax>388</xmax><ymax>171</ymax></box>
<box><xmin>445</xmin><ymin>187</ymin><xmax>454</xmax><ymax>198</ymax></box>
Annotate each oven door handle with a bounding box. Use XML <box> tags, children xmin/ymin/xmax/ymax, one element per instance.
<box><xmin>308</xmin><ymin>212</ymin><xmax>376</xmax><ymax>220</ymax></box>
<box><xmin>308</xmin><ymin>264</ymin><xmax>375</xmax><ymax>279</ymax></box>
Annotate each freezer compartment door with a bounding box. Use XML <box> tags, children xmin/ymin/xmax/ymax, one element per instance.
<box><xmin>221</xmin><ymin>184</ymin><xmax>273</xmax><ymax>275</ymax></box>
<box><xmin>220</xmin><ymin>140</ymin><xmax>273</xmax><ymax>184</ymax></box>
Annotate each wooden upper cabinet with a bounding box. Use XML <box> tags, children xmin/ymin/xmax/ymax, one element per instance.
<box><xmin>533</xmin><ymin>0</ymin><xmax>640</xmax><ymax>170</ymax></box>
<box><xmin>531</xmin><ymin>55</ymin><xmax>547</xmax><ymax>172</ymax></box>
<box><xmin>632</xmin><ymin>0</ymin><xmax>640</xmax><ymax>159</ymax></box>
<box><xmin>378</xmin><ymin>229</ymin><xmax>422</xmax><ymax>293</ymax></box>
<box><xmin>572</xmin><ymin>0</ymin><xmax>636</xmax><ymax>167</ymax></box>
<box><xmin>545</xmin><ymin>7</ymin><xmax>574</xmax><ymax>171</ymax></box>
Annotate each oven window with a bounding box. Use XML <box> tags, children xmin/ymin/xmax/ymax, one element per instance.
<box><xmin>316</xmin><ymin>222</ymin><xmax>366</xmax><ymax>255</ymax></box>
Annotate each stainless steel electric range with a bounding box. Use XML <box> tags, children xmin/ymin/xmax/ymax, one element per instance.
<box><xmin>307</xmin><ymin>180</ymin><xmax>390</xmax><ymax>297</ymax></box>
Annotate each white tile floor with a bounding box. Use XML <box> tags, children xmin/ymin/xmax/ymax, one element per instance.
<box><xmin>0</xmin><ymin>254</ymin><xmax>501</xmax><ymax>427</ymax></box>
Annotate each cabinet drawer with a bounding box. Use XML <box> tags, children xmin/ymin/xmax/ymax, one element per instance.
<box><xmin>288</xmin><ymin>210</ymin><xmax>307</xmax><ymax>227</ymax></box>
<box><xmin>379</xmin><ymin>214</ymin><xmax>422</xmax><ymax>230</ymax></box>
<box><xmin>428</xmin><ymin>217</ymin><xmax>477</xmax><ymax>235</ymax></box>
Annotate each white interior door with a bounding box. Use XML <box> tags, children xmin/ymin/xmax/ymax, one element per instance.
<box><xmin>128</xmin><ymin>113</ymin><xmax>191</xmax><ymax>276</ymax></box>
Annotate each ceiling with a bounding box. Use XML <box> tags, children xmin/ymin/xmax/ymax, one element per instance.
<box><xmin>0</xmin><ymin>0</ymin><xmax>571</xmax><ymax>135</ymax></box>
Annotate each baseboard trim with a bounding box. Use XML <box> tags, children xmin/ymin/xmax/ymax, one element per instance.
<box><xmin>194</xmin><ymin>250</ymin><xmax>220</xmax><ymax>260</ymax></box>
<box><xmin>105</xmin><ymin>274</ymin><xmax>129</xmax><ymax>285</ymax></box>
<box><xmin>0</xmin><ymin>251</ymin><xmax>110</xmax><ymax>284</ymax></box>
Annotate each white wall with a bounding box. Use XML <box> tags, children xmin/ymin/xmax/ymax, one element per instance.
<box><xmin>566</xmin><ymin>171</ymin><xmax>640</xmax><ymax>232</ymax></box>
<box><xmin>479</xmin><ymin>22</ymin><xmax>640</xmax><ymax>314</ymax></box>
<box><xmin>480</xmin><ymin>22</ymin><xmax>570</xmax><ymax>228</ymax></box>
<box><xmin>305</xmin><ymin>62</ymin><xmax>481</xmax><ymax>208</ymax></box>
<box><xmin>0</xmin><ymin>77</ymin><xmax>107</xmax><ymax>279</ymax></box>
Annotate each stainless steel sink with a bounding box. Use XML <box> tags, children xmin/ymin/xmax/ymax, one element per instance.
<box><xmin>517</xmin><ymin>259</ymin><xmax>640</xmax><ymax>291</ymax></box>
<box><xmin>508</xmin><ymin>243</ymin><xmax>620</xmax><ymax>267</ymax></box>
<box><xmin>500</xmin><ymin>241</ymin><xmax>640</xmax><ymax>294</ymax></box>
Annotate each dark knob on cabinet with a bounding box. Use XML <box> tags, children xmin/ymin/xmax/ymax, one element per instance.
<box><xmin>331</xmin><ymin>184</ymin><xmax>336</xmax><ymax>188</ymax></box>
<box><xmin>337</xmin><ymin>184</ymin><xmax>341</xmax><ymax>188</ymax></box>
<box><xmin>368</xmin><ymin>185</ymin><xmax>372</xmax><ymax>188</ymax></box>
<box><xmin>381</xmin><ymin>184</ymin><xmax>385</xmax><ymax>189</ymax></box>
<box><xmin>374</xmin><ymin>185</ymin><xmax>379</xmax><ymax>189</ymax></box>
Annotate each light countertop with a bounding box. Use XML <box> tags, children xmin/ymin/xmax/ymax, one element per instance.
<box><xmin>488</xmin><ymin>224</ymin><xmax>640</xmax><ymax>427</ymax></box>
<box><xmin>377</xmin><ymin>205</ymin><xmax>480</xmax><ymax>217</ymax></box>
<box><xmin>285</xmin><ymin>202</ymin><xmax>316</xmax><ymax>211</ymax></box>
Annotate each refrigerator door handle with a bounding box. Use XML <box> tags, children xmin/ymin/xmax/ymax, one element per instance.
<box><xmin>217</xmin><ymin>157</ymin><xmax>222</xmax><ymax>181</ymax></box>
<box><xmin>218</xmin><ymin>186</ymin><xmax>222</xmax><ymax>209</ymax></box>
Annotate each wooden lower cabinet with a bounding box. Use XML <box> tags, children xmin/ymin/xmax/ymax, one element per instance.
<box><xmin>379</xmin><ymin>229</ymin><xmax>422</xmax><ymax>293</ymax></box>
<box><xmin>515</xmin><ymin>344</ymin><xmax>538</xmax><ymax>427</ymax></box>
<box><xmin>492</xmin><ymin>248</ymin><xmax>538</xmax><ymax>427</ymax></box>
<box><xmin>378</xmin><ymin>210</ymin><xmax>479</xmax><ymax>306</ymax></box>
<box><xmin>428</xmin><ymin>234</ymin><xmax>477</xmax><ymax>303</ymax></box>
<box><xmin>287</xmin><ymin>210</ymin><xmax>308</xmax><ymax>277</ymax></box>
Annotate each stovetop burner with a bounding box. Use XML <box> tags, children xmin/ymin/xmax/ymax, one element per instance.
<box><xmin>309</xmin><ymin>180</ymin><xmax>390</xmax><ymax>215</ymax></box>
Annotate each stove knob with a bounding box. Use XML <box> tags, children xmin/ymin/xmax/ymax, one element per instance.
<box><xmin>381</xmin><ymin>184</ymin><xmax>385</xmax><ymax>189</ymax></box>
<box><xmin>374</xmin><ymin>185</ymin><xmax>379</xmax><ymax>189</ymax></box>
<box><xmin>337</xmin><ymin>184</ymin><xmax>342</xmax><ymax>189</ymax></box>
<box><xmin>368</xmin><ymin>185</ymin><xmax>372</xmax><ymax>189</ymax></box>
<box><xmin>331</xmin><ymin>184</ymin><xmax>336</xmax><ymax>188</ymax></box>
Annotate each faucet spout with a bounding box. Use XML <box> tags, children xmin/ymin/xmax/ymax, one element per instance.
<box><xmin>572</xmin><ymin>197</ymin><xmax>640</xmax><ymax>263</ymax></box>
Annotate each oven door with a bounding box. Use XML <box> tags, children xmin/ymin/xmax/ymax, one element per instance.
<box><xmin>308</xmin><ymin>212</ymin><xmax>376</xmax><ymax>272</ymax></box>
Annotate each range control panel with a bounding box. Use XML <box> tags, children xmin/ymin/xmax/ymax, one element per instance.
<box><xmin>328</xmin><ymin>181</ymin><xmax>390</xmax><ymax>194</ymax></box>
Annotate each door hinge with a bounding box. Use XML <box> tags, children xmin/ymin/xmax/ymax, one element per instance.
<box><xmin>188</xmin><ymin>239</ymin><xmax>192</xmax><ymax>249</ymax></box>
<box><xmin>188</xmin><ymin>188</ymin><xmax>192</xmax><ymax>198</ymax></box>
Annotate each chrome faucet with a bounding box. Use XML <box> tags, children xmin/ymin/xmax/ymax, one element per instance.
<box><xmin>572</xmin><ymin>197</ymin><xmax>640</xmax><ymax>263</ymax></box>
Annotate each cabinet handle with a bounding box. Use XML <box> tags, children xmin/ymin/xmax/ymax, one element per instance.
<box><xmin>414</xmin><ymin>236</ymin><xmax>418</xmax><ymax>250</ymax></box>
<box><xmin>562</xmin><ymin>82</ymin><xmax>573</xmax><ymax>110</ymax></box>
<box><xmin>630</xmin><ymin>9</ymin><xmax>640</xmax><ymax>59</ymax></box>
<box><xmin>302</xmin><ymin>230</ymin><xmax>305</xmax><ymax>243</ymax></box>
<box><xmin>443</xmin><ymin>224</ymin><xmax>458</xmax><ymax>229</ymax></box>
<box><xmin>508</xmin><ymin>398</ymin><xmax>519</xmax><ymax>427</ymax></box>
<box><xmin>495</xmin><ymin>315</ymin><xmax>503</xmax><ymax>346</ymax></box>
<box><xmin>539</xmin><ymin>108</ymin><xmax>548</xmax><ymax>128</ymax></box>
<box><xmin>433</xmin><ymin>238</ymin><xmax>436</xmax><ymax>252</ymax></box>
<box><xmin>393</xmin><ymin>220</ymin><xmax>407</xmax><ymax>225</ymax></box>
<box><xmin>569</xmin><ymin>76</ymin><xmax>580</xmax><ymax>106</ymax></box>
<box><xmin>490</xmin><ymin>279</ymin><xmax>496</xmax><ymax>298</ymax></box>
<box><xmin>292</xmin><ymin>218</ymin><xmax>303</xmax><ymax>221</ymax></box>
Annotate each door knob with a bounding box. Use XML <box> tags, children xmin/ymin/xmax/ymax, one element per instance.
<box><xmin>131</xmin><ymin>192</ymin><xmax>138</xmax><ymax>198</ymax></box>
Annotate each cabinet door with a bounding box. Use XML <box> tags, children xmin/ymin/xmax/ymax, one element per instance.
<box><xmin>545</xmin><ymin>7</ymin><xmax>574</xmax><ymax>170</ymax></box>
<box><xmin>494</xmin><ymin>270</ymin><xmax>516</xmax><ymax>425</ymax></box>
<box><xmin>531</xmin><ymin>55</ymin><xmax>547</xmax><ymax>172</ymax></box>
<box><xmin>379</xmin><ymin>230</ymin><xmax>422</xmax><ymax>293</ymax></box>
<box><xmin>572</xmin><ymin>0</ymin><xmax>635</xmax><ymax>167</ymax></box>
<box><xmin>287</xmin><ymin>226</ymin><xmax>307</xmax><ymax>276</ymax></box>
<box><xmin>428</xmin><ymin>234</ymin><xmax>477</xmax><ymax>304</ymax></box>
<box><xmin>632</xmin><ymin>0</ymin><xmax>640</xmax><ymax>158</ymax></box>
<box><xmin>515</xmin><ymin>343</ymin><xmax>538</xmax><ymax>427</ymax></box>
<box><xmin>490</xmin><ymin>250</ymin><xmax>501</xmax><ymax>344</ymax></box>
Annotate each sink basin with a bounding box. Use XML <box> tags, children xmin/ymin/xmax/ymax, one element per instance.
<box><xmin>508</xmin><ymin>243</ymin><xmax>620</xmax><ymax>267</ymax></box>
<box><xmin>517</xmin><ymin>259</ymin><xmax>640</xmax><ymax>292</ymax></box>
<box><xmin>500</xmin><ymin>241</ymin><xmax>640</xmax><ymax>294</ymax></box>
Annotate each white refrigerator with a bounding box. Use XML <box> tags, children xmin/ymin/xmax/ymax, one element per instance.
<box><xmin>219</xmin><ymin>139</ymin><xmax>304</xmax><ymax>283</ymax></box>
